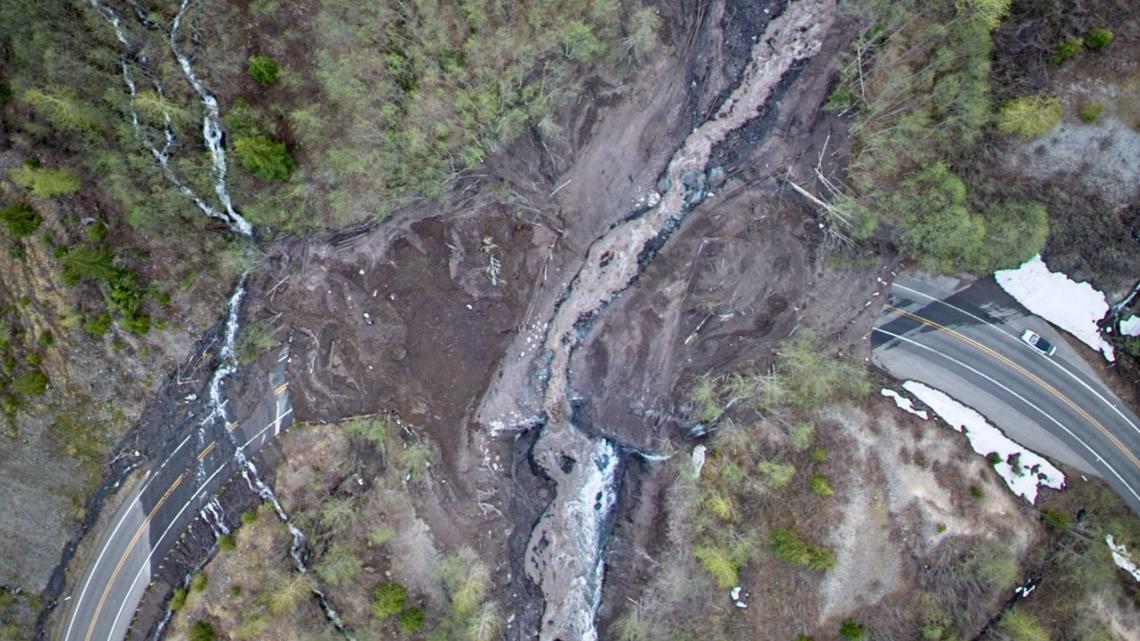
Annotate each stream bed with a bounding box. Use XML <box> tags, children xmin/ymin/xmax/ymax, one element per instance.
<box><xmin>522</xmin><ymin>2</ymin><xmax>834</xmax><ymax>639</ymax></box>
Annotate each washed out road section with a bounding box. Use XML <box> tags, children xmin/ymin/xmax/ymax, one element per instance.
<box><xmin>60</xmin><ymin>354</ymin><xmax>292</xmax><ymax>641</ymax></box>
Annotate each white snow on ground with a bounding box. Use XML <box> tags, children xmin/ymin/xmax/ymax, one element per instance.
<box><xmin>1105</xmin><ymin>534</ymin><xmax>1140</xmax><ymax>582</ymax></box>
<box><xmin>880</xmin><ymin>388</ymin><xmax>929</xmax><ymax>420</ymax></box>
<box><xmin>1121</xmin><ymin>315</ymin><xmax>1140</xmax><ymax>337</ymax></box>
<box><xmin>901</xmin><ymin>381</ymin><xmax>1065</xmax><ymax>503</ymax></box>
<box><xmin>994</xmin><ymin>255</ymin><xmax>1115</xmax><ymax>361</ymax></box>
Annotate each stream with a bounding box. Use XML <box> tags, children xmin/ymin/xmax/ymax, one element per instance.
<box><xmin>522</xmin><ymin>2</ymin><xmax>834</xmax><ymax>639</ymax></box>
<box><xmin>88</xmin><ymin>0</ymin><xmax>252</xmax><ymax>237</ymax></box>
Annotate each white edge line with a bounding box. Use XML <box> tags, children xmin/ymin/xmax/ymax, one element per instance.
<box><xmin>63</xmin><ymin>429</ymin><xmax>195</xmax><ymax>641</ymax></box>
<box><xmin>873</xmin><ymin>326</ymin><xmax>1140</xmax><ymax>504</ymax></box>
<box><xmin>104</xmin><ymin>410</ymin><xmax>292</xmax><ymax>639</ymax></box>
<box><xmin>892</xmin><ymin>282</ymin><xmax>1140</xmax><ymax>437</ymax></box>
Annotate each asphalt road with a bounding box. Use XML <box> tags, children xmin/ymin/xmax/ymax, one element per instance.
<box><xmin>872</xmin><ymin>274</ymin><xmax>1140</xmax><ymax>515</ymax></box>
<box><xmin>59</xmin><ymin>350</ymin><xmax>293</xmax><ymax>641</ymax></box>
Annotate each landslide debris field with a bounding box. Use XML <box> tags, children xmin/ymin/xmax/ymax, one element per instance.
<box><xmin>3</xmin><ymin>0</ymin><xmax>1140</xmax><ymax>641</ymax></box>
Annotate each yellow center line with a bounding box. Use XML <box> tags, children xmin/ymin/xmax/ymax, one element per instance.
<box><xmin>84</xmin><ymin>472</ymin><xmax>185</xmax><ymax>641</ymax></box>
<box><xmin>274</xmin><ymin>382</ymin><xmax>288</xmax><ymax>396</ymax></box>
<box><xmin>885</xmin><ymin>304</ymin><xmax>1140</xmax><ymax>469</ymax></box>
<box><xmin>196</xmin><ymin>441</ymin><xmax>216</xmax><ymax>461</ymax></box>
<box><xmin>226</xmin><ymin>420</ymin><xmax>239</xmax><ymax>433</ymax></box>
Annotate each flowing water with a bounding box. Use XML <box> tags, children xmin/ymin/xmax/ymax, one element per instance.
<box><xmin>88</xmin><ymin>0</ymin><xmax>252</xmax><ymax>236</ymax></box>
<box><xmin>523</xmin><ymin>3</ymin><xmax>834</xmax><ymax>638</ymax></box>
<box><xmin>169</xmin><ymin>0</ymin><xmax>252</xmax><ymax>237</ymax></box>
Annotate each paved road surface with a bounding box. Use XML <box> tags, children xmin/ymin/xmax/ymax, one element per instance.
<box><xmin>60</xmin><ymin>350</ymin><xmax>292</xmax><ymax>641</ymax></box>
<box><xmin>873</xmin><ymin>274</ymin><xmax>1140</xmax><ymax>515</ymax></box>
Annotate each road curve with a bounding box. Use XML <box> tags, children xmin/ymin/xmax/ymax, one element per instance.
<box><xmin>872</xmin><ymin>274</ymin><xmax>1140</xmax><ymax>515</ymax></box>
<box><xmin>59</xmin><ymin>351</ymin><xmax>293</xmax><ymax>641</ymax></box>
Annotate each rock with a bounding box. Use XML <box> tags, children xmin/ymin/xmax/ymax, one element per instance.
<box><xmin>680</xmin><ymin>170</ymin><xmax>705</xmax><ymax>189</ymax></box>
<box><xmin>656</xmin><ymin>175</ymin><xmax>672</xmax><ymax>194</ymax></box>
<box><xmin>707</xmin><ymin>166</ymin><xmax>726</xmax><ymax>188</ymax></box>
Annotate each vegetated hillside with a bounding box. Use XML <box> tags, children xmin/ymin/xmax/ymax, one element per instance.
<box><xmin>0</xmin><ymin>0</ymin><xmax>657</xmax><ymax>624</ymax></box>
<box><xmin>821</xmin><ymin>0</ymin><xmax>1139</xmax><ymax>291</ymax></box>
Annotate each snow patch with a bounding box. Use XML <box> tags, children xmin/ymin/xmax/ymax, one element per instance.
<box><xmin>1105</xmin><ymin>534</ymin><xmax>1140</xmax><ymax>582</ymax></box>
<box><xmin>691</xmin><ymin>445</ymin><xmax>707</xmax><ymax>478</ymax></box>
<box><xmin>880</xmin><ymin>388</ymin><xmax>929</xmax><ymax>420</ymax></box>
<box><xmin>994</xmin><ymin>255</ymin><xmax>1114</xmax><ymax>361</ymax></box>
<box><xmin>1121</xmin><ymin>316</ymin><xmax>1140</xmax><ymax>337</ymax></box>
<box><xmin>901</xmin><ymin>381</ymin><xmax>1065</xmax><ymax>503</ymax></box>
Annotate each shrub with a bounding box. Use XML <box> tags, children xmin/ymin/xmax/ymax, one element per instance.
<box><xmin>236</xmin><ymin>318</ymin><xmax>276</xmax><ymax>365</ymax></box>
<box><xmin>315</xmin><ymin>543</ymin><xmax>361</xmax><ymax>587</ymax></box>
<box><xmin>623</xmin><ymin>6</ymin><xmax>660</xmax><ymax>59</ymax></box>
<box><xmin>997</xmin><ymin>96</ymin><xmax>1061</xmax><ymax>139</ymax></box>
<box><xmin>1084</xmin><ymin>28</ymin><xmax>1114</xmax><ymax>52</ymax></box>
<box><xmin>11</xmin><ymin>165</ymin><xmax>80</xmax><ymax>198</ymax></box>
<box><xmin>437</xmin><ymin>548</ymin><xmax>490</xmax><ymax>616</ymax></box>
<box><xmin>372</xmin><ymin>581</ymin><xmax>408</xmax><ymax>618</ymax></box>
<box><xmin>397</xmin><ymin>607</ymin><xmax>425</xmax><ymax>634</ymax></box>
<box><xmin>693</xmin><ymin>544</ymin><xmax>740</xmax><ymax>589</ymax></box>
<box><xmin>248</xmin><ymin>55</ymin><xmax>280</xmax><ymax>86</ymax></box>
<box><xmin>986</xmin><ymin>452</ymin><xmax>1003</xmax><ymax>467</ymax></box>
<box><xmin>810</xmin><ymin>448</ymin><xmax>827</xmax><ymax>462</ymax></box>
<box><xmin>789</xmin><ymin>421</ymin><xmax>814</xmax><ymax>451</ymax></box>
<box><xmin>190</xmin><ymin>573</ymin><xmax>207</xmax><ymax>593</ymax></box>
<box><xmin>217</xmin><ymin>534</ymin><xmax>236</xmax><ymax>551</ymax></box>
<box><xmin>756</xmin><ymin>460</ymin><xmax>796</xmax><ymax>490</ymax></box>
<box><xmin>999</xmin><ymin>609</ymin><xmax>1049</xmax><ymax>641</ymax></box>
<box><xmin>840</xmin><ymin>619</ymin><xmax>865</xmax><ymax>641</ymax></box>
<box><xmin>809</xmin><ymin>473</ymin><xmax>834</xmax><ymax>497</ymax></box>
<box><xmin>970</xmin><ymin>485</ymin><xmax>985</xmax><ymax>499</ymax></box>
<box><xmin>1041</xmin><ymin>506</ymin><xmax>1071</xmax><ymax>530</ymax></box>
<box><xmin>188</xmin><ymin>621</ymin><xmax>215</xmax><ymax>641</ymax></box>
<box><xmin>240</xmin><ymin>510</ymin><xmax>257</xmax><ymax>525</ymax></box>
<box><xmin>1079</xmin><ymin>103</ymin><xmax>1104</xmax><ymax>123</ymax></box>
<box><xmin>770</xmin><ymin>528</ymin><xmax>835</xmax><ymax>571</ymax></box>
<box><xmin>13</xmin><ymin>369</ymin><xmax>48</xmax><ymax>396</ymax></box>
<box><xmin>20</xmin><ymin>86</ymin><xmax>97</xmax><ymax>133</ymax></box>
<box><xmin>0</xmin><ymin>202</ymin><xmax>41</xmax><ymax>236</ymax></box>
<box><xmin>168</xmin><ymin>588</ymin><xmax>187</xmax><ymax>612</ymax></box>
<box><xmin>233</xmin><ymin>135</ymin><xmax>294</xmax><ymax>181</ymax></box>
<box><xmin>83</xmin><ymin>312</ymin><xmax>112</xmax><ymax>336</ymax></box>
<box><xmin>1051</xmin><ymin>36</ymin><xmax>1083</xmax><ymax>64</ymax></box>
<box><xmin>263</xmin><ymin>574</ymin><xmax>310</xmax><ymax>615</ymax></box>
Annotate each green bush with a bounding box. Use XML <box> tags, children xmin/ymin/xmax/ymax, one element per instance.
<box><xmin>1051</xmin><ymin>36</ymin><xmax>1083</xmax><ymax>64</ymax></box>
<box><xmin>756</xmin><ymin>460</ymin><xmax>796</xmax><ymax>490</ymax></box>
<box><xmin>11</xmin><ymin>165</ymin><xmax>79</xmax><ymax>198</ymax></box>
<box><xmin>372</xmin><ymin>581</ymin><xmax>408</xmax><ymax>618</ymax></box>
<box><xmin>248</xmin><ymin>54</ymin><xmax>280</xmax><ymax>86</ymax></box>
<box><xmin>1084</xmin><ymin>28</ymin><xmax>1114</xmax><ymax>52</ymax></box>
<box><xmin>82</xmin><ymin>312</ymin><xmax>111</xmax><ymax>336</ymax></box>
<box><xmin>188</xmin><ymin>620</ymin><xmax>216</xmax><ymax>641</ymax></box>
<box><xmin>770</xmin><ymin>528</ymin><xmax>835</xmax><ymax>571</ymax></box>
<box><xmin>233</xmin><ymin>135</ymin><xmax>293</xmax><ymax>181</ymax></box>
<box><xmin>168</xmin><ymin>587</ymin><xmax>187</xmax><ymax>612</ymax></box>
<box><xmin>190</xmin><ymin>572</ymin><xmax>207</xmax><ymax>593</ymax></box>
<box><xmin>809</xmin><ymin>473</ymin><xmax>834</xmax><ymax>497</ymax></box>
<box><xmin>315</xmin><ymin>543</ymin><xmax>361</xmax><ymax>587</ymax></box>
<box><xmin>236</xmin><ymin>318</ymin><xmax>276</xmax><ymax>365</ymax></box>
<box><xmin>12</xmin><ymin>369</ymin><xmax>48</xmax><ymax>396</ymax></box>
<box><xmin>999</xmin><ymin>609</ymin><xmax>1049</xmax><ymax>641</ymax></box>
<box><xmin>970</xmin><ymin>484</ymin><xmax>985</xmax><ymax>499</ymax></box>
<box><xmin>840</xmin><ymin>619</ymin><xmax>865</xmax><ymax>641</ymax></box>
<box><xmin>810</xmin><ymin>448</ymin><xmax>827</xmax><ymax>462</ymax></box>
<box><xmin>240</xmin><ymin>510</ymin><xmax>257</xmax><ymax>525</ymax></box>
<box><xmin>397</xmin><ymin>607</ymin><xmax>425</xmax><ymax>634</ymax></box>
<box><xmin>1041</xmin><ymin>506</ymin><xmax>1071</xmax><ymax>530</ymax></box>
<box><xmin>1079</xmin><ymin>103</ymin><xmax>1104</xmax><ymax>123</ymax></box>
<box><xmin>789</xmin><ymin>421</ymin><xmax>814</xmax><ymax>451</ymax></box>
<box><xmin>693</xmin><ymin>543</ymin><xmax>742</xmax><ymax>589</ymax></box>
<box><xmin>217</xmin><ymin>534</ymin><xmax>236</xmax><ymax>551</ymax></box>
<box><xmin>0</xmin><ymin>202</ymin><xmax>41</xmax><ymax>236</ymax></box>
<box><xmin>997</xmin><ymin>95</ymin><xmax>1061</xmax><ymax>139</ymax></box>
